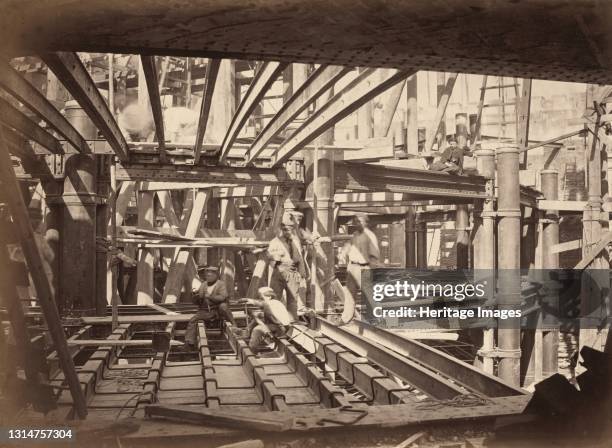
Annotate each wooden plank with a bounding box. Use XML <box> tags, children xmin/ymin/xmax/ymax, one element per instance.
<box><xmin>81</xmin><ymin>314</ymin><xmax>194</xmax><ymax>324</ymax></box>
<box><xmin>0</xmin><ymin>126</ymin><xmax>88</xmax><ymax>418</ymax></box>
<box><xmin>575</xmin><ymin>231</ymin><xmax>612</xmax><ymax>270</ymax></box>
<box><xmin>471</xmin><ymin>75</ymin><xmax>488</xmax><ymax>145</ymax></box>
<box><xmin>551</xmin><ymin>239</ymin><xmax>582</xmax><ymax>254</ymax></box>
<box><xmin>538</xmin><ymin>199</ymin><xmax>587</xmax><ymax>212</ymax></box>
<box><xmin>377</xmin><ymin>80</ymin><xmax>405</xmax><ymax>137</ymax></box>
<box><xmin>274</xmin><ymin>68</ymin><xmax>415</xmax><ymax>166</ymax></box>
<box><xmin>0</xmin><ymin>60</ymin><xmax>90</xmax><ymax>154</ymax></box>
<box><xmin>162</xmin><ymin>190</ymin><xmax>208</xmax><ymax>303</ymax></box>
<box><xmin>0</xmin><ymin>97</ymin><xmax>63</xmax><ymax>154</ymax></box>
<box><xmin>219</xmin><ymin>61</ymin><xmax>288</xmax><ymax>163</ymax></box>
<box><xmin>194</xmin><ymin>58</ymin><xmax>221</xmax><ymax>164</ymax></box>
<box><xmin>156</xmin><ymin>191</ymin><xmax>181</xmax><ymax>228</ymax></box>
<box><xmin>67</xmin><ymin>339</ymin><xmax>183</xmax><ymax>347</ymax></box>
<box><xmin>424</xmin><ymin>73</ymin><xmax>458</xmax><ymax>152</ymax></box>
<box><xmin>42</xmin><ymin>52</ymin><xmax>129</xmax><ymax>161</ymax></box>
<box><xmin>115</xmin><ymin>181</ymin><xmax>135</xmax><ymax>225</ymax></box>
<box><xmin>341</xmin><ymin>136</ymin><xmax>395</xmax><ymax>162</ymax></box>
<box><xmin>516</xmin><ymin>79</ymin><xmax>532</xmax><ymax>168</ymax></box>
<box><xmin>246</xmin><ymin>65</ymin><xmax>351</xmax><ymax>163</ymax></box>
<box><xmin>147</xmin><ymin>303</ymin><xmax>179</xmax><ymax>315</ymax></box>
<box><xmin>136</xmin><ymin>191</ymin><xmax>155</xmax><ymax>304</ymax></box>
<box><xmin>140</xmin><ymin>55</ymin><xmax>167</xmax><ymax>163</ymax></box>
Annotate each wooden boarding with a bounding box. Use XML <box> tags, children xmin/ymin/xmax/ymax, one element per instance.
<box><xmin>80</xmin><ymin>314</ymin><xmax>194</xmax><ymax>324</ymax></box>
<box><xmin>67</xmin><ymin>339</ymin><xmax>183</xmax><ymax>347</ymax></box>
<box><xmin>424</xmin><ymin>73</ymin><xmax>458</xmax><ymax>152</ymax></box>
<box><xmin>162</xmin><ymin>190</ymin><xmax>208</xmax><ymax>303</ymax></box>
<box><xmin>574</xmin><ymin>231</ymin><xmax>612</xmax><ymax>269</ymax></box>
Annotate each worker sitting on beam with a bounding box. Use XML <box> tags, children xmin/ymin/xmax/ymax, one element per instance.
<box><xmin>184</xmin><ymin>266</ymin><xmax>236</xmax><ymax>351</ymax></box>
<box><xmin>241</xmin><ymin>287</ymin><xmax>289</xmax><ymax>354</ymax></box>
<box><xmin>424</xmin><ymin>135</ymin><xmax>472</xmax><ymax>175</ymax></box>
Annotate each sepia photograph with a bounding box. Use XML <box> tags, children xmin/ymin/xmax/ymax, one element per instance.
<box><xmin>0</xmin><ymin>1</ymin><xmax>610</xmax><ymax>447</ymax></box>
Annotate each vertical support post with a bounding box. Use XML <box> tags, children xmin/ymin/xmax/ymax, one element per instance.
<box><xmin>473</xmin><ymin>149</ymin><xmax>496</xmax><ymax>374</ymax></box>
<box><xmin>136</xmin><ymin>191</ymin><xmax>155</xmax><ymax>304</ymax></box>
<box><xmin>306</xmin><ymin>89</ymin><xmax>334</xmax><ymax>312</ymax></box>
<box><xmin>406</xmin><ymin>74</ymin><xmax>418</xmax><ymax>154</ymax></box>
<box><xmin>221</xmin><ymin>198</ymin><xmax>236</xmax><ymax>299</ymax></box>
<box><xmin>0</xmin><ymin>127</ymin><xmax>88</xmax><ymax>418</ymax></box>
<box><xmin>456</xmin><ymin>205</ymin><xmax>469</xmax><ymax>269</ymax></box>
<box><xmin>357</xmin><ymin>68</ymin><xmax>373</xmax><ymax>140</ymax></box>
<box><xmin>436</xmin><ymin>72</ymin><xmax>447</xmax><ymax>149</ymax></box>
<box><xmin>416</xmin><ymin>216</ymin><xmax>427</xmax><ymax>269</ymax></box>
<box><xmin>496</xmin><ymin>147</ymin><xmax>522</xmax><ymax>386</ymax></box>
<box><xmin>61</xmin><ymin>154</ymin><xmax>97</xmax><ymax>314</ymax></box>
<box><xmin>541</xmin><ymin>169</ymin><xmax>559</xmax><ymax>379</ymax></box>
<box><xmin>580</xmin><ymin>108</ymin><xmax>609</xmax><ymax>355</ymax></box>
<box><xmin>110</xmin><ymin>159</ymin><xmax>119</xmax><ymax>330</ymax></box>
<box><xmin>405</xmin><ymin>206</ymin><xmax>416</xmax><ymax>268</ymax></box>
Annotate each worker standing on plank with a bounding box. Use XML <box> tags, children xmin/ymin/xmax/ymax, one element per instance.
<box><xmin>424</xmin><ymin>135</ymin><xmax>471</xmax><ymax>175</ymax></box>
<box><xmin>241</xmin><ymin>287</ymin><xmax>288</xmax><ymax>354</ymax></box>
<box><xmin>340</xmin><ymin>214</ymin><xmax>380</xmax><ymax>300</ymax></box>
<box><xmin>184</xmin><ymin>266</ymin><xmax>235</xmax><ymax>350</ymax></box>
<box><xmin>267</xmin><ymin>214</ymin><xmax>308</xmax><ymax>320</ymax></box>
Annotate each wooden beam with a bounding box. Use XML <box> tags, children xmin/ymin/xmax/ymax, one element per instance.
<box><xmin>551</xmin><ymin>239</ymin><xmax>582</xmax><ymax>254</ymax></box>
<box><xmin>162</xmin><ymin>190</ymin><xmax>208</xmax><ymax>303</ymax></box>
<box><xmin>516</xmin><ymin>79</ymin><xmax>532</xmax><ymax>168</ymax></box>
<box><xmin>522</xmin><ymin>129</ymin><xmax>586</xmax><ymax>152</ymax></box>
<box><xmin>471</xmin><ymin>75</ymin><xmax>488</xmax><ymax>146</ymax></box>
<box><xmin>537</xmin><ymin>199</ymin><xmax>588</xmax><ymax>212</ymax></box>
<box><xmin>194</xmin><ymin>58</ymin><xmax>221</xmax><ymax>165</ymax></box>
<box><xmin>246</xmin><ymin>65</ymin><xmax>352</xmax><ymax>163</ymax></box>
<box><xmin>424</xmin><ymin>73</ymin><xmax>458</xmax><ymax>152</ymax></box>
<box><xmin>0</xmin><ymin>97</ymin><xmax>63</xmax><ymax>154</ymax></box>
<box><xmin>575</xmin><ymin>231</ymin><xmax>612</xmax><ymax>270</ymax></box>
<box><xmin>136</xmin><ymin>191</ymin><xmax>155</xmax><ymax>304</ymax></box>
<box><xmin>219</xmin><ymin>61</ymin><xmax>288</xmax><ymax>163</ymax></box>
<box><xmin>377</xmin><ymin>80</ymin><xmax>405</xmax><ymax>137</ymax></box>
<box><xmin>0</xmin><ymin>126</ymin><xmax>88</xmax><ymax>418</ymax></box>
<box><xmin>0</xmin><ymin>61</ymin><xmax>91</xmax><ymax>154</ymax></box>
<box><xmin>42</xmin><ymin>52</ymin><xmax>129</xmax><ymax>161</ymax></box>
<box><xmin>140</xmin><ymin>55</ymin><xmax>167</xmax><ymax>163</ymax></box>
<box><xmin>274</xmin><ymin>68</ymin><xmax>415</xmax><ymax>166</ymax></box>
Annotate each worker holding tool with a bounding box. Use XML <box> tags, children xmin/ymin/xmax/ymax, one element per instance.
<box><xmin>240</xmin><ymin>287</ymin><xmax>289</xmax><ymax>354</ymax></box>
<box><xmin>267</xmin><ymin>214</ymin><xmax>308</xmax><ymax>320</ymax></box>
<box><xmin>340</xmin><ymin>214</ymin><xmax>380</xmax><ymax>301</ymax></box>
<box><xmin>184</xmin><ymin>266</ymin><xmax>236</xmax><ymax>350</ymax></box>
<box><xmin>424</xmin><ymin>135</ymin><xmax>472</xmax><ymax>175</ymax></box>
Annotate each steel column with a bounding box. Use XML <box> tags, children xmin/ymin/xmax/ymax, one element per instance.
<box><xmin>496</xmin><ymin>147</ymin><xmax>521</xmax><ymax>385</ymax></box>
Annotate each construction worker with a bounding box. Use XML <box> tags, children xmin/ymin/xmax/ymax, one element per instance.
<box><xmin>341</xmin><ymin>214</ymin><xmax>380</xmax><ymax>300</ymax></box>
<box><xmin>425</xmin><ymin>136</ymin><xmax>471</xmax><ymax>175</ymax></box>
<box><xmin>267</xmin><ymin>214</ymin><xmax>308</xmax><ymax>319</ymax></box>
<box><xmin>241</xmin><ymin>287</ymin><xmax>288</xmax><ymax>354</ymax></box>
<box><xmin>184</xmin><ymin>266</ymin><xmax>235</xmax><ymax>350</ymax></box>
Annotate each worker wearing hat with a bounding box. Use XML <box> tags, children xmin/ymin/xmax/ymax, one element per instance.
<box><xmin>340</xmin><ymin>213</ymin><xmax>380</xmax><ymax>301</ymax></box>
<box><xmin>425</xmin><ymin>135</ymin><xmax>471</xmax><ymax>175</ymax></box>
<box><xmin>239</xmin><ymin>287</ymin><xmax>289</xmax><ymax>354</ymax></box>
<box><xmin>266</xmin><ymin>213</ymin><xmax>308</xmax><ymax>319</ymax></box>
<box><xmin>184</xmin><ymin>265</ymin><xmax>235</xmax><ymax>350</ymax></box>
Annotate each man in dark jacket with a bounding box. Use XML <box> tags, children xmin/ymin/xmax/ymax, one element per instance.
<box><xmin>184</xmin><ymin>266</ymin><xmax>235</xmax><ymax>349</ymax></box>
<box><xmin>427</xmin><ymin>136</ymin><xmax>471</xmax><ymax>174</ymax></box>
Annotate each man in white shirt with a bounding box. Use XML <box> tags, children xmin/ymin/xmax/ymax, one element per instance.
<box><xmin>341</xmin><ymin>214</ymin><xmax>380</xmax><ymax>300</ymax></box>
<box><xmin>267</xmin><ymin>215</ymin><xmax>308</xmax><ymax>319</ymax></box>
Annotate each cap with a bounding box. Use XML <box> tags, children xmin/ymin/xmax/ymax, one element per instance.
<box><xmin>281</xmin><ymin>213</ymin><xmax>295</xmax><ymax>227</ymax></box>
<box><xmin>257</xmin><ymin>286</ymin><xmax>276</xmax><ymax>299</ymax></box>
<box><xmin>448</xmin><ymin>135</ymin><xmax>458</xmax><ymax>143</ymax></box>
<box><xmin>198</xmin><ymin>265</ymin><xmax>219</xmax><ymax>273</ymax></box>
